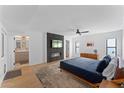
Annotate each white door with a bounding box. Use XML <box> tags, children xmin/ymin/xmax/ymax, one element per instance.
<box><xmin>1</xmin><ymin>29</ymin><xmax>7</xmax><ymax>74</ymax></box>
<box><xmin>0</xmin><ymin>28</ymin><xmax>7</xmax><ymax>85</ymax></box>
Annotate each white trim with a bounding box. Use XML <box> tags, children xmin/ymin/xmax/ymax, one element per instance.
<box><xmin>0</xmin><ymin>23</ymin><xmax>8</xmax><ymax>87</ymax></box>
<box><xmin>0</xmin><ymin>72</ymin><xmax>6</xmax><ymax>87</ymax></box>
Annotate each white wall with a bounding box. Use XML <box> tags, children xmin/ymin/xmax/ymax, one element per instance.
<box><xmin>28</xmin><ymin>31</ymin><xmax>47</xmax><ymax>65</ymax></box>
<box><xmin>7</xmin><ymin>32</ymin><xmax>16</xmax><ymax>71</ymax></box>
<box><xmin>0</xmin><ymin>22</ymin><xmax>8</xmax><ymax>86</ymax></box>
<box><xmin>7</xmin><ymin>31</ymin><xmax>47</xmax><ymax>70</ymax></box>
<box><xmin>72</xmin><ymin>30</ymin><xmax>123</xmax><ymax>67</ymax></box>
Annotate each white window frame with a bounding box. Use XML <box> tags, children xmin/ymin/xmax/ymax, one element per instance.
<box><xmin>106</xmin><ymin>38</ymin><xmax>117</xmax><ymax>57</ymax></box>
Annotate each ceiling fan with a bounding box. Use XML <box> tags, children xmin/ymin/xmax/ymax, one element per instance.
<box><xmin>76</xmin><ymin>29</ymin><xmax>89</xmax><ymax>35</ymax></box>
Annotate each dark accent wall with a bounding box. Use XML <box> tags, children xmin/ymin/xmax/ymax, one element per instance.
<box><xmin>47</xmin><ymin>32</ymin><xmax>64</xmax><ymax>62</ymax></box>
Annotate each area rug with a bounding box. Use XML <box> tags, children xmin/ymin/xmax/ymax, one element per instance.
<box><xmin>35</xmin><ymin>62</ymin><xmax>91</xmax><ymax>88</ymax></box>
<box><xmin>4</xmin><ymin>69</ymin><xmax>22</xmax><ymax>80</ymax></box>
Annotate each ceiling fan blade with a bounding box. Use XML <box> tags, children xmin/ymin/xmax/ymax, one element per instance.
<box><xmin>76</xmin><ymin>32</ymin><xmax>82</xmax><ymax>35</ymax></box>
<box><xmin>80</xmin><ymin>31</ymin><xmax>89</xmax><ymax>33</ymax></box>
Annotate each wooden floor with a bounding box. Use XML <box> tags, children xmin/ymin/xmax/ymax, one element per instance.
<box><xmin>1</xmin><ymin>66</ymin><xmax>43</xmax><ymax>88</ymax></box>
<box><xmin>99</xmin><ymin>80</ymin><xmax>120</xmax><ymax>88</ymax></box>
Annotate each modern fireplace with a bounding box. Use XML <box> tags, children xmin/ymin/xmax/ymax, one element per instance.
<box><xmin>51</xmin><ymin>52</ymin><xmax>61</xmax><ymax>58</ymax></box>
<box><xmin>47</xmin><ymin>33</ymin><xmax>64</xmax><ymax>62</ymax></box>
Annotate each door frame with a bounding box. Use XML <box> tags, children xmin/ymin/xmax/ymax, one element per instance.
<box><xmin>66</xmin><ymin>40</ymin><xmax>70</xmax><ymax>58</ymax></box>
<box><xmin>13</xmin><ymin>35</ymin><xmax>30</xmax><ymax>67</ymax></box>
<box><xmin>0</xmin><ymin>27</ymin><xmax>7</xmax><ymax>86</ymax></box>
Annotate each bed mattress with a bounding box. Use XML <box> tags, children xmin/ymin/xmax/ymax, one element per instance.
<box><xmin>60</xmin><ymin>57</ymin><xmax>105</xmax><ymax>83</ymax></box>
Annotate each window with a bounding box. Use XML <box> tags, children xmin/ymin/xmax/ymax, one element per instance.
<box><xmin>106</xmin><ymin>38</ymin><xmax>117</xmax><ymax>57</ymax></box>
<box><xmin>1</xmin><ymin>33</ymin><xmax>4</xmax><ymax>57</ymax></box>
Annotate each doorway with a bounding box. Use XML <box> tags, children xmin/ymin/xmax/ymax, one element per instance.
<box><xmin>14</xmin><ymin>35</ymin><xmax>30</xmax><ymax>68</ymax></box>
<box><xmin>66</xmin><ymin>40</ymin><xmax>70</xmax><ymax>58</ymax></box>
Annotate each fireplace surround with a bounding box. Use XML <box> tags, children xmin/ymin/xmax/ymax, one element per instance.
<box><xmin>47</xmin><ymin>33</ymin><xmax>64</xmax><ymax>62</ymax></box>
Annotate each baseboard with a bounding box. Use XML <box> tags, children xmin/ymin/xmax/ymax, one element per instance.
<box><xmin>0</xmin><ymin>73</ymin><xmax>5</xmax><ymax>87</ymax></box>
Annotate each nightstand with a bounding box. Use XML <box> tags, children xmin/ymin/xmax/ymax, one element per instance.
<box><xmin>115</xmin><ymin>68</ymin><xmax>124</xmax><ymax>79</ymax></box>
<box><xmin>99</xmin><ymin>68</ymin><xmax>124</xmax><ymax>88</ymax></box>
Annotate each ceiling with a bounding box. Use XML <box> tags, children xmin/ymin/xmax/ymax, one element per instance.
<box><xmin>0</xmin><ymin>5</ymin><xmax>124</xmax><ymax>36</ymax></box>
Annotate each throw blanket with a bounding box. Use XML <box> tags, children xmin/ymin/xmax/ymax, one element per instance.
<box><xmin>102</xmin><ymin>57</ymin><xmax>118</xmax><ymax>80</ymax></box>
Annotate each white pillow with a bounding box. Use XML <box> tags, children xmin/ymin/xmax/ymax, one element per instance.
<box><xmin>102</xmin><ymin>57</ymin><xmax>118</xmax><ymax>80</ymax></box>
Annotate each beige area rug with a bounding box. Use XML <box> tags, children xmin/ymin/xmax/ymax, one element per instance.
<box><xmin>33</xmin><ymin>62</ymin><xmax>91</xmax><ymax>88</ymax></box>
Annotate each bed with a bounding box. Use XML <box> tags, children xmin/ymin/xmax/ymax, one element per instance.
<box><xmin>60</xmin><ymin>57</ymin><xmax>105</xmax><ymax>84</ymax></box>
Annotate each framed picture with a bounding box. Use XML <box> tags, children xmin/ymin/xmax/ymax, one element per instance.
<box><xmin>87</xmin><ymin>42</ymin><xmax>94</xmax><ymax>47</ymax></box>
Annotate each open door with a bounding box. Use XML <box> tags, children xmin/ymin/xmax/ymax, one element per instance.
<box><xmin>14</xmin><ymin>35</ymin><xmax>30</xmax><ymax>67</ymax></box>
<box><xmin>66</xmin><ymin>40</ymin><xmax>70</xmax><ymax>58</ymax></box>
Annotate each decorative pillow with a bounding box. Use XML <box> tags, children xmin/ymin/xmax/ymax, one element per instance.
<box><xmin>103</xmin><ymin>55</ymin><xmax>111</xmax><ymax>63</ymax></box>
<box><xmin>96</xmin><ymin>59</ymin><xmax>110</xmax><ymax>73</ymax></box>
<box><xmin>102</xmin><ymin>57</ymin><xmax>118</xmax><ymax>80</ymax></box>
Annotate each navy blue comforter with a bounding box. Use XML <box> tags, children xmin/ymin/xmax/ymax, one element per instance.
<box><xmin>60</xmin><ymin>57</ymin><xmax>105</xmax><ymax>83</ymax></box>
